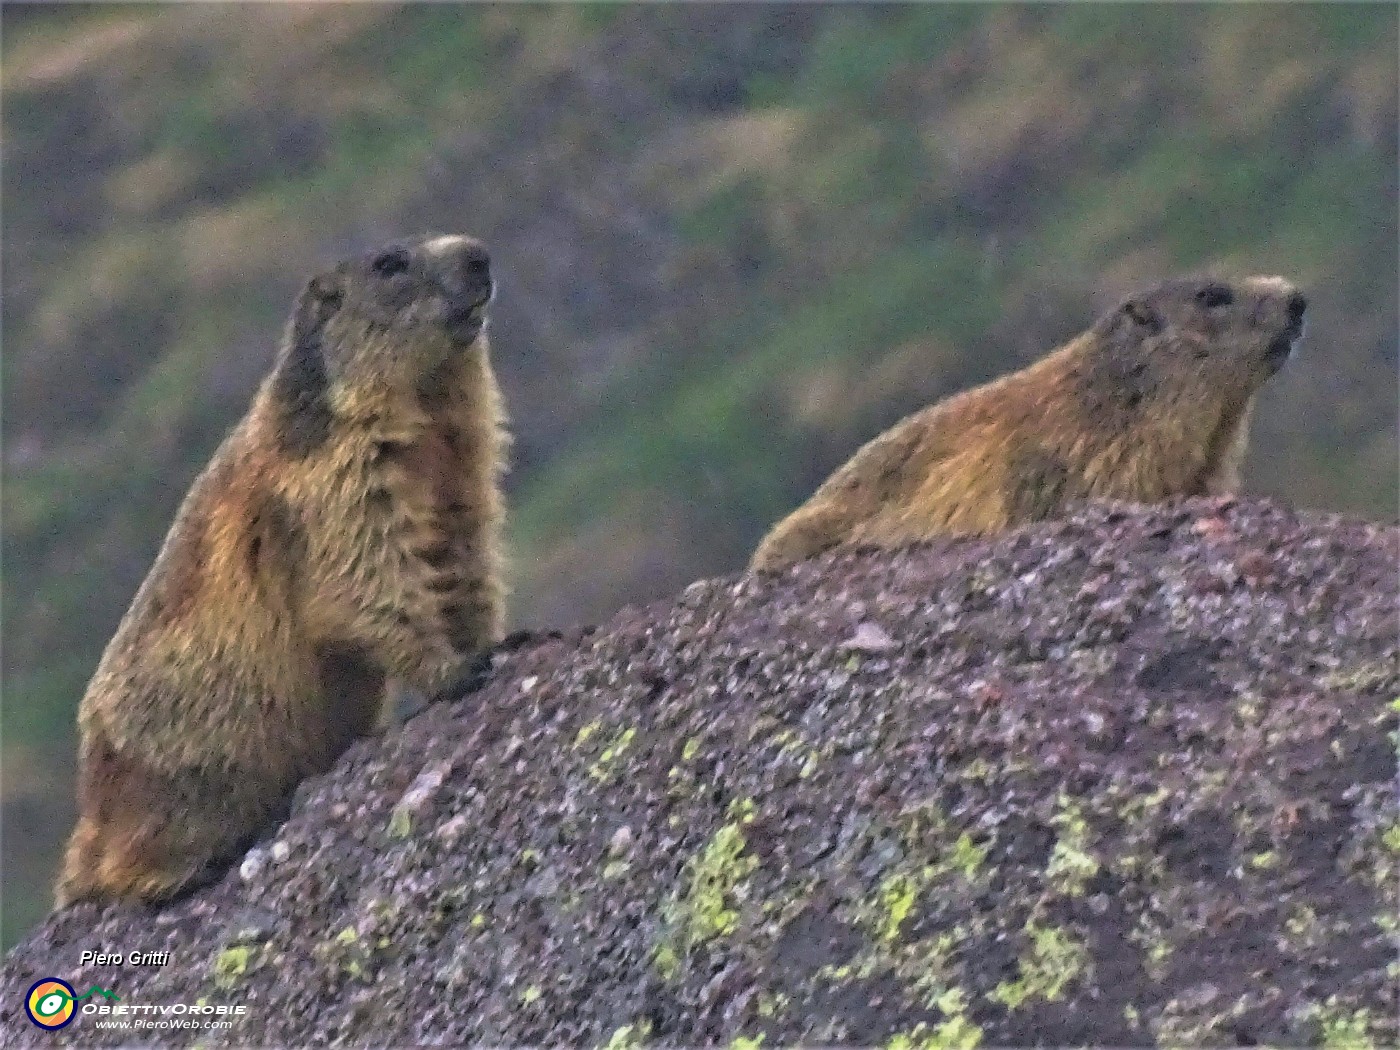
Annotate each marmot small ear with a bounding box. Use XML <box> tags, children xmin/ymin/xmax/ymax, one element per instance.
<box><xmin>1123</xmin><ymin>299</ymin><xmax>1161</xmax><ymax>333</ymax></box>
<box><xmin>294</xmin><ymin>273</ymin><xmax>344</xmax><ymax>336</ymax></box>
<box><xmin>276</xmin><ymin>277</ymin><xmax>337</xmax><ymax>458</ymax></box>
<box><xmin>307</xmin><ymin>274</ymin><xmax>344</xmax><ymax>313</ymax></box>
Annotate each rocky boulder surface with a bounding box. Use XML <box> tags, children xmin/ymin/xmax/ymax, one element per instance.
<box><xmin>3</xmin><ymin>499</ymin><xmax>1396</xmax><ymax>1047</ymax></box>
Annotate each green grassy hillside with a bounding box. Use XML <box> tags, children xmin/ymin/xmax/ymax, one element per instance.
<box><xmin>3</xmin><ymin>4</ymin><xmax>1395</xmax><ymax>946</ymax></box>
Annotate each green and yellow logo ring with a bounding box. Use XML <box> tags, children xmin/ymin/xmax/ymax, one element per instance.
<box><xmin>25</xmin><ymin>978</ymin><xmax>77</xmax><ymax>1029</ymax></box>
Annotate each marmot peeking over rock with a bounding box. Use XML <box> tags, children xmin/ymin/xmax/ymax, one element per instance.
<box><xmin>57</xmin><ymin>234</ymin><xmax>509</xmax><ymax>905</ymax></box>
<box><xmin>752</xmin><ymin>275</ymin><xmax>1305</xmax><ymax>572</ymax></box>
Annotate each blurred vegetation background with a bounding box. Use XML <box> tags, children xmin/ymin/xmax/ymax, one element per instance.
<box><xmin>2</xmin><ymin>4</ymin><xmax>1395</xmax><ymax>947</ymax></box>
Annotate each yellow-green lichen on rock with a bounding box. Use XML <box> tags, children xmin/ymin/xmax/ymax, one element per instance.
<box><xmin>2</xmin><ymin>501</ymin><xmax>1395</xmax><ymax>1047</ymax></box>
<box><xmin>989</xmin><ymin>921</ymin><xmax>1089</xmax><ymax>1010</ymax></box>
<box><xmin>654</xmin><ymin>798</ymin><xmax>759</xmax><ymax>980</ymax></box>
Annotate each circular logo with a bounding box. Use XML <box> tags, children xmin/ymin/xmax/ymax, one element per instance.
<box><xmin>25</xmin><ymin>978</ymin><xmax>77</xmax><ymax>1029</ymax></box>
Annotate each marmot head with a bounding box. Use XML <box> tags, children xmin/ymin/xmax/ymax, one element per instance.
<box><xmin>1084</xmin><ymin>273</ymin><xmax>1306</xmax><ymax>416</ymax></box>
<box><xmin>268</xmin><ymin>234</ymin><xmax>495</xmax><ymax>454</ymax></box>
<box><xmin>286</xmin><ymin>233</ymin><xmax>494</xmax><ymax>388</ymax></box>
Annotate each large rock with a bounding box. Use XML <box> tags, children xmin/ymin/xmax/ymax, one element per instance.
<box><xmin>3</xmin><ymin>499</ymin><xmax>1396</xmax><ymax>1047</ymax></box>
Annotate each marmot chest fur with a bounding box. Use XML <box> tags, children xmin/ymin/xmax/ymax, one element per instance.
<box><xmin>752</xmin><ymin>274</ymin><xmax>1305</xmax><ymax>572</ymax></box>
<box><xmin>58</xmin><ymin>233</ymin><xmax>509</xmax><ymax>905</ymax></box>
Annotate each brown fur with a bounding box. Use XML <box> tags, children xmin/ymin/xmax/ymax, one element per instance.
<box><xmin>57</xmin><ymin>234</ymin><xmax>508</xmax><ymax>905</ymax></box>
<box><xmin>752</xmin><ymin>274</ymin><xmax>1305</xmax><ymax>572</ymax></box>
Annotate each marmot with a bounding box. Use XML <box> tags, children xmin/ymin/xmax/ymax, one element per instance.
<box><xmin>751</xmin><ymin>274</ymin><xmax>1305</xmax><ymax>571</ymax></box>
<box><xmin>56</xmin><ymin>234</ymin><xmax>509</xmax><ymax>905</ymax></box>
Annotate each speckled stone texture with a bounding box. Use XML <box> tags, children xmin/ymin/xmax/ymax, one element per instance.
<box><xmin>4</xmin><ymin>499</ymin><xmax>1396</xmax><ymax>1048</ymax></box>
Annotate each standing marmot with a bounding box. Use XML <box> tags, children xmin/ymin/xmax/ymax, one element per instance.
<box><xmin>57</xmin><ymin>234</ymin><xmax>509</xmax><ymax>905</ymax></box>
<box><xmin>751</xmin><ymin>274</ymin><xmax>1305</xmax><ymax>571</ymax></box>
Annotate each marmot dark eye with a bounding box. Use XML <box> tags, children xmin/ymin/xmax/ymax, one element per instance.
<box><xmin>1196</xmin><ymin>284</ymin><xmax>1233</xmax><ymax>309</ymax></box>
<box><xmin>372</xmin><ymin>250</ymin><xmax>410</xmax><ymax>277</ymax></box>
